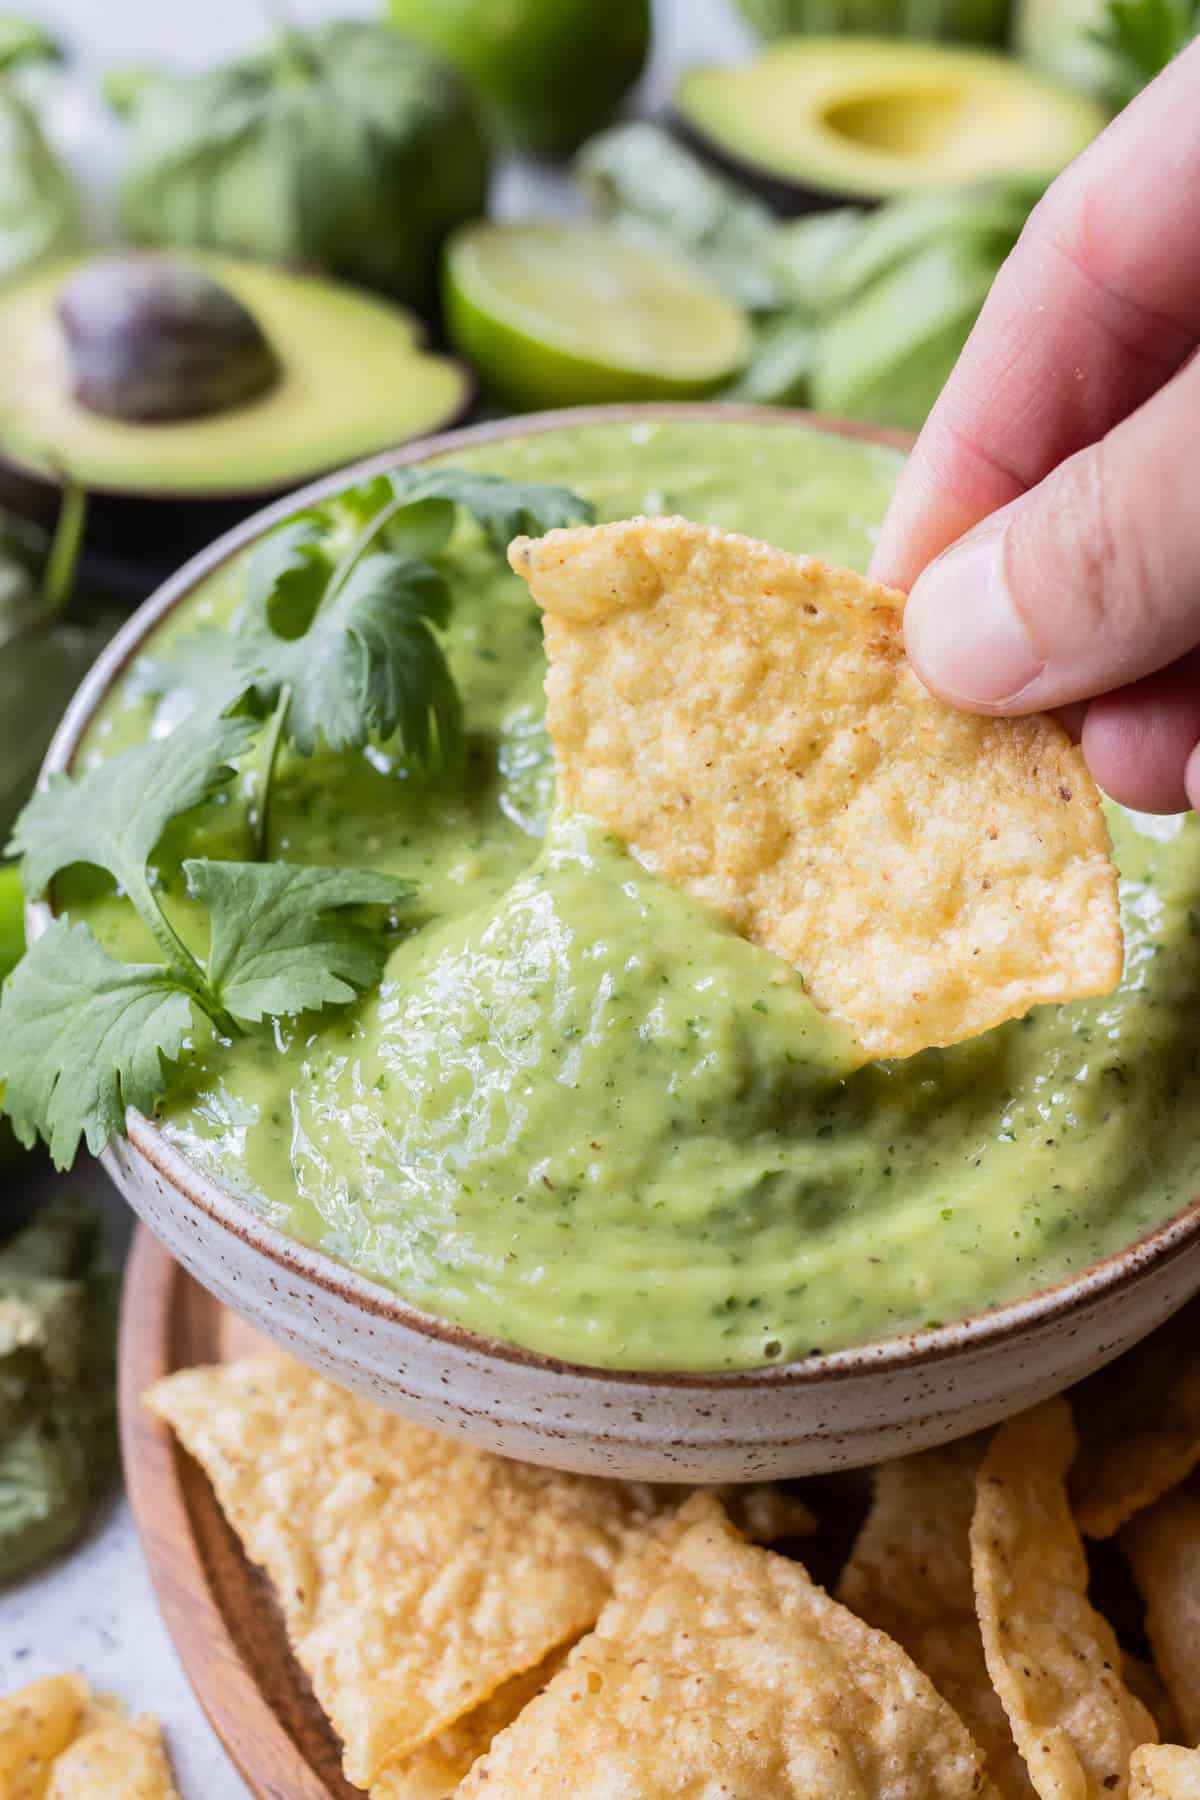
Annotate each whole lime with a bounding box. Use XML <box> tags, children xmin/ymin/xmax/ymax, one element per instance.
<box><xmin>386</xmin><ymin>0</ymin><xmax>651</xmax><ymax>155</ymax></box>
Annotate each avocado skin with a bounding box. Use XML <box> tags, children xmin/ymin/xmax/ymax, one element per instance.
<box><xmin>671</xmin><ymin>116</ymin><xmax>862</xmax><ymax>218</ymax></box>
<box><xmin>59</xmin><ymin>254</ymin><xmax>279</xmax><ymax>424</ymax></box>
<box><xmin>738</xmin><ymin>0</ymin><xmax>1010</xmax><ymax>41</ymax></box>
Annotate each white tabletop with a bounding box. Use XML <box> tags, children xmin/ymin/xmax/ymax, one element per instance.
<box><xmin>0</xmin><ymin>2</ymin><xmax>751</xmax><ymax>1793</ymax></box>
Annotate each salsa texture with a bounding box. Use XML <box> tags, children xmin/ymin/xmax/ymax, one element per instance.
<box><xmin>71</xmin><ymin>418</ymin><xmax>1200</xmax><ymax>1370</ymax></box>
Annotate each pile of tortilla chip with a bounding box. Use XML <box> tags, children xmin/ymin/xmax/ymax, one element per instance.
<box><xmin>143</xmin><ymin>1294</ymin><xmax>1200</xmax><ymax>1800</ymax></box>
<box><xmin>0</xmin><ymin>1672</ymin><xmax>180</xmax><ymax>1798</ymax></box>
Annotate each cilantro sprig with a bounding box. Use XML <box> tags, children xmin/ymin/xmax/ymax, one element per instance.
<box><xmin>0</xmin><ymin>465</ymin><xmax>592</xmax><ymax>1169</ymax></box>
<box><xmin>1</xmin><ymin>713</ymin><xmax>412</xmax><ymax>1166</ymax></box>
<box><xmin>137</xmin><ymin>464</ymin><xmax>592</xmax><ymax>853</ymax></box>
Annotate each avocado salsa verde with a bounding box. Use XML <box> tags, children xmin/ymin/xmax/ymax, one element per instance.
<box><xmin>69</xmin><ymin>418</ymin><xmax>1200</xmax><ymax>1371</ymax></box>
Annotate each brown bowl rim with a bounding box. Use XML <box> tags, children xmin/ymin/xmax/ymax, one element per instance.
<box><xmin>32</xmin><ymin>400</ymin><xmax>1200</xmax><ymax>1389</ymax></box>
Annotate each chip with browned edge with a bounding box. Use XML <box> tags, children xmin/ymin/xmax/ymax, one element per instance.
<box><xmin>509</xmin><ymin>517</ymin><xmax>1121</xmax><ymax>1060</ymax></box>
<box><xmin>971</xmin><ymin>1397</ymin><xmax>1156</xmax><ymax>1800</ymax></box>
<box><xmin>839</xmin><ymin>1438</ymin><xmax>1034</xmax><ymax>1799</ymax></box>
<box><xmin>1120</xmin><ymin>1489</ymin><xmax>1200</xmax><ymax>1746</ymax></box>
<box><xmin>1131</xmin><ymin>1746</ymin><xmax>1200</xmax><ymax>1800</ymax></box>
<box><xmin>145</xmin><ymin>1355</ymin><xmax>807</xmax><ymax>1789</ymax></box>
<box><xmin>1071</xmin><ymin>1301</ymin><xmax>1200</xmax><ymax>1539</ymax></box>
<box><xmin>457</xmin><ymin>1492</ymin><xmax>991</xmax><ymax>1798</ymax></box>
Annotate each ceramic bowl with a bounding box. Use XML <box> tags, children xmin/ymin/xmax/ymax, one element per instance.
<box><xmin>33</xmin><ymin>404</ymin><xmax>1200</xmax><ymax>1482</ymax></box>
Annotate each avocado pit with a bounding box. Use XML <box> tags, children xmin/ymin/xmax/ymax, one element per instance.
<box><xmin>58</xmin><ymin>253</ymin><xmax>280</xmax><ymax>423</ymax></box>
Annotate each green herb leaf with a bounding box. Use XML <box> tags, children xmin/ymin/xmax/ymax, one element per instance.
<box><xmin>0</xmin><ymin>918</ymin><xmax>195</xmax><ymax>1168</ymax></box>
<box><xmin>184</xmin><ymin>858</ymin><xmax>413</xmax><ymax>1021</ymax></box>
<box><xmin>1095</xmin><ymin>0</ymin><xmax>1200</xmax><ymax>104</ymax></box>
<box><xmin>392</xmin><ymin>467</ymin><xmax>595</xmax><ymax>554</ymax></box>
<box><xmin>243</xmin><ymin>513</ymin><xmax>331</xmax><ymax>638</ymax></box>
<box><xmin>8</xmin><ymin>709</ymin><xmax>258</xmax><ymax>899</ymax></box>
<box><xmin>381</xmin><ymin>496</ymin><xmax>457</xmax><ymax>562</ymax></box>
<box><xmin>236</xmin><ymin>552</ymin><xmax>460</xmax><ymax>762</ymax></box>
<box><xmin>130</xmin><ymin>625</ymin><xmax>253</xmax><ymax>716</ymax></box>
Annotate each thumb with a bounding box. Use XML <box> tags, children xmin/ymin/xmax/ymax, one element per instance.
<box><xmin>903</xmin><ymin>354</ymin><xmax>1200</xmax><ymax>714</ymax></box>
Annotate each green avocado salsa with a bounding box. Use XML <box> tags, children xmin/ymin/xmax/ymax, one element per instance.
<box><xmin>69</xmin><ymin>418</ymin><xmax>1200</xmax><ymax>1370</ymax></box>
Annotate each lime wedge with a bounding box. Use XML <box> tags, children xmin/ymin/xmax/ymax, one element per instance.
<box><xmin>443</xmin><ymin>220</ymin><xmax>751</xmax><ymax>410</ymax></box>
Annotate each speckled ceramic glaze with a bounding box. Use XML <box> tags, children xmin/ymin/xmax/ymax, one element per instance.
<box><xmin>33</xmin><ymin>406</ymin><xmax>1200</xmax><ymax>1481</ymax></box>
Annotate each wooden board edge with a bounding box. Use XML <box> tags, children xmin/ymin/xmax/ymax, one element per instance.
<box><xmin>118</xmin><ymin>1226</ymin><xmax>342</xmax><ymax>1800</ymax></box>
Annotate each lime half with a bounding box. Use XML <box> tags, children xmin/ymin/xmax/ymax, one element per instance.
<box><xmin>443</xmin><ymin>220</ymin><xmax>751</xmax><ymax>411</ymax></box>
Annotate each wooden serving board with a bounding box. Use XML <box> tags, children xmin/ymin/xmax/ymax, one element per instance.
<box><xmin>118</xmin><ymin>1226</ymin><xmax>355</xmax><ymax>1800</ymax></box>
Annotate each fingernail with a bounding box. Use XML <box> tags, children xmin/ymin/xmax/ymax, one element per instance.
<box><xmin>904</xmin><ymin>526</ymin><xmax>1044</xmax><ymax>707</ymax></box>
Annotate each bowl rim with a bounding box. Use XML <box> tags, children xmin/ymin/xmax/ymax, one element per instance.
<box><xmin>32</xmin><ymin>399</ymin><xmax>1200</xmax><ymax>1389</ymax></box>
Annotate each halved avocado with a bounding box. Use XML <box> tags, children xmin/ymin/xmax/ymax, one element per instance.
<box><xmin>675</xmin><ymin>39</ymin><xmax>1105</xmax><ymax>209</ymax></box>
<box><xmin>0</xmin><ymin>252</ymin><xmax>471</xmax><ymax>501</ymax></box>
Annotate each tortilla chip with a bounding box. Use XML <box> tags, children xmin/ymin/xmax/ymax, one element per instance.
<box><xmin>371</xmin><ymin>1651</ymin><xmax>570</xmax><ymax>1800</ymax></box>
<box><xmin>971</xmin><ymin>1397</ymin><xmax>1156</xmax><ymax>1800</ymax></box>
<box><xmin>458</xmin><ymin>1491</ymin><xmax>991</xmax><ymax>1797</ymax></box>
<box><xmin>144</xmin><ymin>1354</ymin><xmax>667</xmax><ymax>1787</ymax></box>
<box><xmin>1131</xmin><ymin>1747</ymin><xmax>1200</xmax><ymax>1800</ymax></box>
<box><xmin>839</xmin><ymin>1437</ymin><xmax>1034</xmax><ymax>1799</ymax></box>
<box><xmin>0</xmin><ymin>1674</ymin><xmax>87</xmax><ymax>1800</ymax></box>
<box><xmin>1120</xmin><ymin>1490</ymin><xmax>1200</xmax><ymax>1745</ymax></box>
<box><xmin>45</xmin><ymin>1707</ymin><xmax>178</xmax><ymax>1800</ymax></box>
<box><xmin>510</xmin><ymin>517</ymin><xmax>1121</xmax><ymax>1060</ymax></box>
<box><xmin>0</xmin><ymin>1679</ymin><xmax>178</xmax><ymax>1800</ymax></box>
<box><xmin>1071</xmin><ymin>1302</ymin><xmax>1200</xmax><ymax>1539</ymax></box>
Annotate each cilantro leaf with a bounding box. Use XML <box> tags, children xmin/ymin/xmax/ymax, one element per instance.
<box><xmin>8</xmin><ymin>710</ymin><xmax>258</xmax><ymax>900</ymax></box>
<box><xmin>332</xmin><ymin>473</ymin><xmax>396</xmax><ymax>530</ymax></box>
<box><xmin>184</xmin><ymin>859</ymin><xmax>413</xmax><ymax>1020</ymax></box>
<box><xmin>0</xmin><ymin>919</ymin><xmax>194</xmax><ymax>1169</ymax></box>
<box><xmin>391</xmin><ymin>467</ymin><xmax>595</xmax><ymax>553</ymax></box>
<box><xmin>244</xmin><ymin>513</ymin><xmax>331</xmax><ymax>638</ymax></box>
<box><xmin>380</xmin><ymin>496</ymin><xmax>457</xmax><ymax>562</ymax></box>
<box><xmin>138</xmin><ymin>468</ymin><xmax>590</xmax><ymax>770</ymax></box>
<box><xmin>236</xmin><ymin>552</ymin><xmax>461</xmax><ymax>762</ymax></box>
<box><xmin>130</xmin><ymin>626</ymin><xmax>252</xmax><ymax>715</ymax></box>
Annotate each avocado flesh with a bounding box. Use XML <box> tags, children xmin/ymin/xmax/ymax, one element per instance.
<box><xmin>0</xmin><ymin>253</ymin><xmax>470</xmax><ymax>498</ymax></box>
<box><xmin>676</xmin><ymin>38</ymin><xmax>1105</xmax><ymax>204</ymax></box>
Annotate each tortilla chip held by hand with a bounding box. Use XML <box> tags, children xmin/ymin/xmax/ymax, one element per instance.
<box><xmin>510</xmin><ymin>518</ymin><xmax>1121</xmax><ymax>1061</ymax></box>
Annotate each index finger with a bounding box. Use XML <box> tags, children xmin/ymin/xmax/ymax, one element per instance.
<box><xmin>869</xmin><ymin>37</ymin><xmax>1200</xmax><ymax>592</ymax></box>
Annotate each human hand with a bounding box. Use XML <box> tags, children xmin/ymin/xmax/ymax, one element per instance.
<box><xmin>870</xmin><ymin>37</ymin><xmax>1200</xmax><ymax>814</ymax></box>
